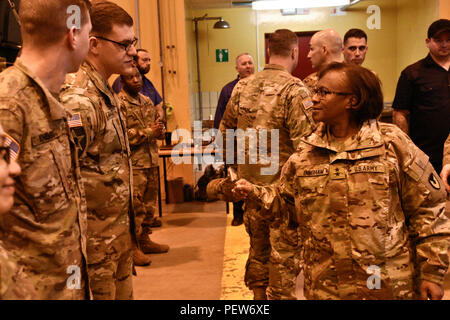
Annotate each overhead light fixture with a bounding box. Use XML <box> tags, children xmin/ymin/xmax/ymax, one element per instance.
<box><xmin>252</xmin><ymin>0</ymin><xmax>350</xmax><ymax>10</ymax></box>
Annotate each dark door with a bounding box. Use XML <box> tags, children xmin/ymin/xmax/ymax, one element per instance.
<box><xmin>265</xmin><ymin>31</ymin><xmax>319</xmax><ymax>80</ymax></box>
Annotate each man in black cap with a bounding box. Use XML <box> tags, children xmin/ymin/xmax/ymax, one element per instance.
<box><xmin>393</xmin><ymin>19</ymin><xmax>449</xmax><ymax>174</ymax></box>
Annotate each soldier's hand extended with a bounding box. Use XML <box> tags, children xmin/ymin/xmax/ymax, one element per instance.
<box><xmin>419</xmin><ymin>280</ymin><xmax>444</xmax><ymax>300</ymax></box>
<box><xmin>440</xmin><ymin>164</ymin><xmax>450</xmax><ymax>193</ymax></box>
<box><xmin>232</xmin><ymin>179</ymin><xmax>253</xmax><ymax>200</ymax></box>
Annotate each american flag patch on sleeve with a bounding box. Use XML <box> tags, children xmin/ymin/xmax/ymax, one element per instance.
<box><xmin>302</xmin><ymin>97</ymin><xmax>313</xmax><ymax>109</ymax></box>
<box><xmin>4</xmin><ymin>133</ymin><xmax>20</xmax><ymax>161</ymax></box>
<box><xmin>69</xmin><ymin>113</ymin><xmax>83</xmax><ymax>128</ymax></box>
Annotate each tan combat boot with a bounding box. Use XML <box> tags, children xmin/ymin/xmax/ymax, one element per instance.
<box><xmin>139</xmin><ymin>231</ymin><xmax>170</xmax><ymax>254</ymax></box>
<box><xmin>252</xmin><ymin>287</ymin><xmax>267</xmax><ymax>300</ymax></box>
<box><xmin>133</xmin><ymin>247</ymin><xmax>152</xmax><ymax>266</ymax></box>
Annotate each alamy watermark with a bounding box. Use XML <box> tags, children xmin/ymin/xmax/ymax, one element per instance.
<box><xmin>170</xmin><ymin>121</ymin><xmax>280</xmax><ymax>176</ymax></box>
<box><xmin>366</xmin><ymin>265</ymin><xmax>381</xmax><ymax>290</ymax></box>
<box><xmin>66</xmin><ymin>265</ymin><xmax>81</xmax><ymax>290</ymax></box>
<box><xmin>67</xmin><ymin>5</ymin><xmax>81</xmax><ymax>30</ymax></box>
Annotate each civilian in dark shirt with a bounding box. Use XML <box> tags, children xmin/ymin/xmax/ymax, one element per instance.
<box><xmin>213</xmin><ymin>53</ymin><xmax>255</xmax><ymax>129</ymax></box>
<box><xmin>393</xmin><ymin>19</ymin><xmax>449</xmax><ymax>173</ymax></box>
<box><xmin>113</xmin><ymin>49</ymin><xmax>164</xmax><ymax>120</ymax></box>
<box><xmin>214</xmin><ymin>53</ymin><xmax>255</xmax><ymax>226</ymax></box>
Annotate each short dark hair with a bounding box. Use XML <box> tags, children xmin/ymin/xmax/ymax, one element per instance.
<box><xmin>268</xmin><ymin>29</ymin><xmax>298</xmax><ymax>57</ymax></box>
<box><xmin>90</xmin><ymin>0</ymin><xmax>133</xmax><ymax>37</ymax></box>
<box><xmin>137</xmin><ymin>49</ymin><xmax>148</xmax><ymax>54</ymax></box>
<box><xmin>318</xmin><ymin>62</ymin><xmax>383</xmax><ymax>125</ymax></box>
<box><xmin>20</xmin><ymin>0</ymin><xmax>91</xmax><ymax>46</ymax></box>
<box><xmin>344</xmin><ymin>28</ymin><xmax>367</xmax><ymax>44</ymax></box>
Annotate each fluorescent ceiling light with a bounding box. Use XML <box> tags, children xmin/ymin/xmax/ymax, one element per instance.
<box><xmin>252</xmin><ymin>0</ymin><xmax>350</xmax><ymax>10</ymax></box>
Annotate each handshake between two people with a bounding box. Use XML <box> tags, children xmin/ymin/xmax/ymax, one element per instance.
<box><xmin>206</xmin><ymin>177</ymin><xmax>254</xmax><ymax>203</ymax></box>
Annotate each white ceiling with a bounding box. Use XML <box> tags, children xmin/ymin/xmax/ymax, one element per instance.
<box><xmin>185</xmin><ymin>0</ymin><xmax>250</xmax><ymax>9</ymax></box>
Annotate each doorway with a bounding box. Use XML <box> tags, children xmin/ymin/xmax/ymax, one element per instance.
<box><xmin>264</xmin><ymin>31</ymin><xmax>318</xmax><ymax>80</ymax></box>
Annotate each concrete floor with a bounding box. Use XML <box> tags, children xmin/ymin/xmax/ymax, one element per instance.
<box><xmin>133</xmin><ymin>200</ymin><xmax>450</xmax><ymax>300</ymax></box>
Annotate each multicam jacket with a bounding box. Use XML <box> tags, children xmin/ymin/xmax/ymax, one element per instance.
<box><xmin>302</xmin><ymin>72</ymin><xmax>318</xmax><ymax>93</ymax></box>
<box><xmin>253</xmin><ymin>120</ymin><xmax>450</xmax><ymax>299</ymax></box>
<box><xmin>0</xmin><ymin>242</ymin><xmax>37</xmax><ymax>299</ymax></box>
<box><xmin>118</xmin><ymin>90</ymin><xmax>160</xmax><ymax>168</ymax></box>
<box><xmin>60</xmin><ymin>61</ymin><xmax>134</xmax><ymax>264</ymax></box>
<box><xmin>444</xmin><ymin>134</ymin><xmax>450</xmax><ymax>167</ymax></box>
<box><xmin>0</xmin><ymin>59</ymin><xmax>88</xmax><ymax>299</ymax></box>
<box><xmin>219</xmin><ymin>64</ymin><xmax>315</xmax><ymax>187</ymax></box>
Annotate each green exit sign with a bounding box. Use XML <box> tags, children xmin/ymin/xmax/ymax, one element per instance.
<box><xmin>216</xmin><ymin>49</ymin><xmax>229</xmax><ymax>62</ymax></box>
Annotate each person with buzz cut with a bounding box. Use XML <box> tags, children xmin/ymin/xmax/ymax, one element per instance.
<box><xmin>118</xmin><ymin>65</ymin><xmax>169</xmax><ymax>267</ymax></box>
<box><xmin>0</xmin><ymin>0</ymin><xmax>92</xmax><ymax>299</ymax></box>
<box><xmin>343</xmin><ymin>28</ymin><xmax>369</xmax><ymax>66</ymax></box>
<box><xmin>303</xmin><ymin>28</ymin><xmax>343</xmax><ymax>92</ymax></box>
<box><xmin>208</xmin><ymin>29</ymin><xmax>315</xmax><ymax>300</ymax></box>
<box><xmin>60</xmin><ymin>0</ymin><xmax>138</xmax><ymax>300</ymax></box>
<box><xmin>214</xmin><ymin>52</ymin><xmax>255</xmax><ymax>227</ymax></box>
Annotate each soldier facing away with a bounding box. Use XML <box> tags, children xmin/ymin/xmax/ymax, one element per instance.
<box><xmin>119</xmin><ymin>66</ymin><xmax>169</xmax><ymax>267</ymax></box>
<box><xmin>212</xmin><ymin>29</ymin><xmax>315</xmax><ymax>300</ymax></box>
<box><xmin>0</xmin><ymin>0</ymin><xmax>92</xmax><ymax>299</ymax></box>
<box><xmin>60</xmin><ymin>0</ymin><xmax>137</xmax><ymax>300</ymax></box>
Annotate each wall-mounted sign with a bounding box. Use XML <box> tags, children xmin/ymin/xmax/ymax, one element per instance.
<box><xmin>216</xmin><ymin>49</ymin><xmax>229</xmax><ymax>62</ymax></box>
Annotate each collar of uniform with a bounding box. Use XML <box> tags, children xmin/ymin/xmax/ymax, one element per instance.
<box><xmin>302</xmin><ymin>120</ymin><xmax>385</xmax><ymax>160</ymax></box>
<box><xmin>263</xmin><ymin>64</ymin><xmax>289</xmax><ymax>73</ymax></box>
<box><xmin>81</xmin><ymin>61</ymin><xmax>118</xmax><ymax>107</ymax></box>
<box><xmin>119</xmin><ymin>89</ymin><xmax>142</xmax><ymax>106</ymax></box>
<box><xmin>14</xmin><ymin>58</ymin><xmax>68</xmax><ymax>121</ymax></box>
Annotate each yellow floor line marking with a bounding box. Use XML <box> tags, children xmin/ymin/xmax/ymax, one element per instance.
<box><xmin>220</xmin><ymin>203</ymin><xmax>253</xmax><ymax>300</ymax></box>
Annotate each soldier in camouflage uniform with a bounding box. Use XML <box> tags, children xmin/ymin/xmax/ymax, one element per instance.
<box><xmin>218</xmin><ymin>29</ymin><xmax>315</xmax><ymax>300</ymax></box>
<box><xmin>0</xmin><ymin>123</ymin><xmax>36</xmax><ymax>300</ymax></box>
<box><xmin>441</xmin><ymin>134</ymin><xmax>450</xmax><ymax>193</ymax></box>
<box><xmin>303</xmin><ymin>29</ymin><xmax>343</xmax><ymax>92</ymax></box>
<box><xmin>0</xmin><ymin>0</ymin><xmax>92</xmax><ymax>299</ymax></box>
<box><xmin>119</xmin><ymin>66</ymin><xmax>169</xmax><ymax>267</ymax></box>
<box><xmin>60</xmin><ymin>1</ymin><xmax>137</xmax><ymax>300</ymax></box>
<box><xmin>234</xmin><ymin>63</ymin><xmax>450</xmax><ymax>299</ymax></box>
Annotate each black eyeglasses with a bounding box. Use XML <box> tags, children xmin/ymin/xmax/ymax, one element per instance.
<box><xmin>0</xmin><ymin>146</ymin><xmax>10</xmax><ymax>164</ymax></box>
<box><xmin>312</xmin><ymin>87</ymin><xmax>353</xmax><ymax>100</ymax></box>
<box><xmin>95</xmin><ymin>36</ymin><xmax>138</xmax><ymax>53</ymax></box>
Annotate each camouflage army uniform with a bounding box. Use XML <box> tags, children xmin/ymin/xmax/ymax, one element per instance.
<box><xmin>60</xmin><ymin>61</ymin><xmax>135</xmax><ymax>300</ymax></box>
<box><xmin>219</xmin><ymin>64</ymin><xmax>315</xmax><ymax>299</ymax></box>
<box><xmin>0</xmin><ymin>59</ymin><xmax>89</xmax><ymax>299</ymax></box>
<box><xmin>0</xmin><ymin>241</ymin><xmax>38</xmax><ymax>299</ymax></box>
<box><xmin>118</xmin><ymin>89</ymin><xmax>160</xmax><ymax>239</ymax></box>
<box><xmin>252</xmin><ymin>120</ymin><xmax>450</xmax><ymax>299</ymax></box>
<box><xmin>444</xmin><ymin>134</ymin><xmax>450</xmax><ymax>166</ymax></box>
<box><xmin>302</xmin><ymin>72</ymin><xmax>318</xmax><ymax>93</ymax></box>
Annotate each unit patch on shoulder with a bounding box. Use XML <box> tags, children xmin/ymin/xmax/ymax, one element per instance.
<box><xmin>429</xmin><ymin>173</ymin><xmax>441</xmax><ymax>190</ymax></box>
<box><xmin>69</xmin><ymin>113</ymin><xmax>83</xmax><ymax>128</ymax></box>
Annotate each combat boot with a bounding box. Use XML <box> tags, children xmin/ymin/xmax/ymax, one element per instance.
<box><xmin>252</xmin><ymin>287</ymin><xmax>267</xmax><ymax>300</ymax></box>
<box><xmin>140</xmin><ymin>236</ymin><xmax>170</xmax><ymax>254</ymax></box>
<box><xmin>133</xmin><ymin>248</ymin><xmax>152</xmax><ymax>266</ymax></box>
<box><xmin>149</xmin><ymin>218</ymin><xmax>162</xmax><ymax>228</ymax></box>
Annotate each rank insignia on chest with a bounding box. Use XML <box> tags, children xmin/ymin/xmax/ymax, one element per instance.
<box><xmin>330</xmin><ymin>166</ymin><xmax>345</xmax><ymax>180</ymax></box>
<box><xmin>69</xmin><ymin>113</ymin><xmax>83</xmax><ymax>128</ymax></box>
